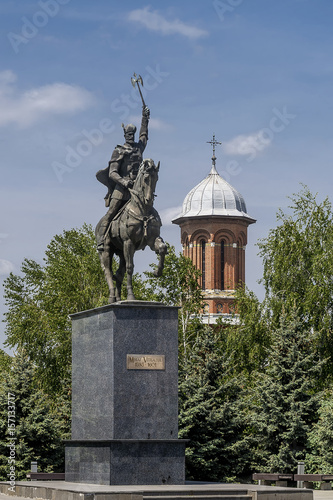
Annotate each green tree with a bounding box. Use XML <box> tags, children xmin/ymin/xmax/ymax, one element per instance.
<box><xmin>178</xmin><ymin>326</ymin><xmax>253</xmax><ymax>482</ymax></box>
<box><xmin>3</xmin><ymin>224</ymin><xmax>109</xmax><ymax>394</ymax></box>
<box><xmin>223</xmin><ymin>287</ymin><xmax>270</xmax><ymax>377</ymax></box>
<box><xmin>144</xmin><ymin>244</ymin><xmax>204</xmax><ymax>365</ymax></box>
<box><xmin>306</xmin><ymin>391</ymin><xmax>333</xmax><ymax>473</ymax></box>
<box><xmin>251</xmin><ymin>311</ymin><xmax>322</xmax><ymax>473</ymax></box>
<box><xmin>0</xmin><ymin>350</ymin><xmax>69</xmax><ymax>480</ymax></box>
<box><xmin>0</xmin><ymin>350</ymin><xmax>12</xmax><ymax>383</ymax></box>
<box><xmin>257</xmin><ymin>186</ymin><xmax>333</xmax><ymax>380</ymax></box>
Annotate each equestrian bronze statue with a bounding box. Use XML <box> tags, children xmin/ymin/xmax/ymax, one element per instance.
<box><xmin>95</xmin><ymin>74</ymin><xmax>167</xmax><ymax>302</ymax></box>
<box><xmin>96</xmin><ymin>158</ymin><xmax>167</xmax><ymax>302</ymax></box>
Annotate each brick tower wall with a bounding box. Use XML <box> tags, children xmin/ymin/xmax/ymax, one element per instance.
<box><xmin>177</xmin><ymin>216</ymin><xmax>251</xmax><ymax>315</ymax></box>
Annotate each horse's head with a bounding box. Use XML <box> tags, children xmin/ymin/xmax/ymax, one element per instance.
<box><xmin>133</xmin><ymin>159</ymin><xmax>160</xmax><ymax>207</ymax></box>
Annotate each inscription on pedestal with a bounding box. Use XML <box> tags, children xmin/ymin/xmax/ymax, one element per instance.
<box><xmin>127</xmin><ymin>354</ymin><xmax>165</xmax><ymax>370</ymax></box>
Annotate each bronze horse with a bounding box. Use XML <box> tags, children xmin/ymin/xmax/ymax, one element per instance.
<box><xmin>95</xmin><ymin>159</ymin><xmax>167</xmax><ymax>303</ymax></box>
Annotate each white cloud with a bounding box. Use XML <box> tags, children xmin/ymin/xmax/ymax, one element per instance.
<box><xmin>128</xmin><ymin>7</ymin><xmax>208</xmax><ymax>40</ymax></box>
<box><xmin>149</xmin><ymin>118</ymin><xmax>172</xmax><ymax>130</ymax></box>
<box><xmin>0</xmin><ymin>70</ymin><xmax>95</xmax><ymax>128</ymax></box>
<box><xmin>0</xmin><ymin>259</ymin><xmax>14</xmax><ymax>276</ymax></box>
<box><xmin>223</xmin><ymin>131</ymin><xmax>273</xmax><ymax>156</ymax></box>
<box><xmin>159</xmin><ymin>206</ymin><xmax>182</xmax><ymax>225</ymax></box>
<box><xmin>128</xmin><ymin>115</ymin><xmax>171</xmax><ymax>131</ymax></box>
<box><xmin>0</xmin><ymin>70</ymin><xmax>16</xmax><ymax>86</ymax></box>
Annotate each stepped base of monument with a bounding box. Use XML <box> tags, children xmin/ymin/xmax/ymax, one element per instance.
<box><xmin>65</xmin><ymin>439</ymin><xmax>187</xmax><ymax>485</ymax></box>
<box><xmin>0</xmin><ymin>481</ymin><xmax>314</xmax><ymax>500</ymax></box>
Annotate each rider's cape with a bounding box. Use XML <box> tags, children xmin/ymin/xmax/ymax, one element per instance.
<box><xmin>96</xmin><ymin>145</ymin><xmax>124</xmax><ymax>207</ymax></box>
<box><xmin>96</xmin><ymin>164</ymin><xmax>115</xmax><ymax>207</ymax></box>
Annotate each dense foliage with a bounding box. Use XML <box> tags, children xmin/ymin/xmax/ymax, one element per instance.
<box><xmin>251</xmin><ymin>312</ymin><xmax>322</xmax><ymax>472</ymax></box>
<box><xmin>257</xmin><ymin>186</ymin><xmax>333</xmax><ymax>381</ymax></box>
<box><xmin>0</xmin><ymin>350</ymin><xmax>12</xmax><ymax>383</ymax></box>
<box><xmin>223</xmin><ymin>287</ymin><xmax>270</xmax><ymax>377</ymax></box>
<box><xmin>0</xmin><ymin>350</ymin><xmax>70</xmax><ymax>480</ymax></box>
<box><xmin>306</xmin><ymin>392</ymin><xmax>333</xmax><ymax>473</ymax></box>
<box><xmin>178</xmin><ymin>326</ymin><xmax>253</xmax><ymax>482</ymax></box>
<box><xmin>3</xmin><ymin>224</ymin><xmax>107</xmax><ymax>393</ymax></box>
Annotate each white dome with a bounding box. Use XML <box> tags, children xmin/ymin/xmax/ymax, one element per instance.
<box><xmin>173</xmin><ymin>164</ymin><xmax>254</xmax><ymax>221</ymax></box>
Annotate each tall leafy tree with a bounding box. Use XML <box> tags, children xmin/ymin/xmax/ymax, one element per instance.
<box><xmin>251</xmin><ymin>311</ymin><xmax>322</xmax><ymax>473</ymax></box>
<box><xmin>0</xmin><ymin>350</ymin><xmax>69</xmax><ymax>480</ymax></box>
<box><xmin>257</xmin><ymin>186</ymin><xmax>333</xmax><ymax>379</ymax></box>
<box><xmin>306</xmin><ymin>392</ymin><xmax>333</xmax><ymax>473</ymax></box>
<box><xmin>222</xmin><ymin>287</ymin><xmax>270</xmax><ymax>377</ymax></box>
<box><xmin>178</xmin><ymin>326</ymin><xmax>253</xmax><ymax>482</ymax></box>
<box><xmin>3</xmin><ymin>224</ymin><xmax>109</xmax><ymax>393</ymax></box>
<box><xmin>0</xmin><ymin>350</ymin><xmax>12</xmax><ymax>383</ymax></box>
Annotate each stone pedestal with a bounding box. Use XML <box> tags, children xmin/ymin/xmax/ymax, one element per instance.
<box><xmin>65</xmin><ymin>301</ymin><xmax>186</xmax><ymax>485</ymax></box>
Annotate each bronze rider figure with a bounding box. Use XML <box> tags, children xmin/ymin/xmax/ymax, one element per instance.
<box><xmin>95</xmin><ymin>105</ymin><xmax>150</xmax><ymax>251</ymax></box>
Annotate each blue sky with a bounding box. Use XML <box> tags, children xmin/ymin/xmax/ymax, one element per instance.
<box><xmin>1</xmin><ymin>0</ymin><xmax>333</xmax><ymax>350</ymax></box>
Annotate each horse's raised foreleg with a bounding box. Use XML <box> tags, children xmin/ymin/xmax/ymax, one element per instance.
<box><xmin>150</xmin><ymin>236</ymin><xmax>167</xmax><ymax>277</ymax></box>
<box><xmin>123</xmin><ymin>239</ymin><xmax>136</xmax><ymax>301</ymax></box>
<box><xmin>98</xmin><ymin>246</ymin><xmax>116</xmax><ymax>303</ymax></box>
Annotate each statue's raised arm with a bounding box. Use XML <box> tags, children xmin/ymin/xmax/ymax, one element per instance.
<box><xmin>138</xmin><ymin>105</ymin><xmax>150</xmax><ymax>151</ymax></box>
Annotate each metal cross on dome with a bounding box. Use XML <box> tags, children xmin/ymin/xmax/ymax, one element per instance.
<box><xmin>207</xmin><ymin>134</ymin><xmax>222</xmax><ymax>156</ymax></box>
<box><xmin>206</xmin><ymin>134</ymin><xmax>222</xmax><ymax>167</ymax></box>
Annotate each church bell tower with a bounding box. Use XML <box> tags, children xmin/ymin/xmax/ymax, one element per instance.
<box><xmin>172</xmin><ymin>136</ymin><xmax>256</xmax><ymax>321</ymax></box>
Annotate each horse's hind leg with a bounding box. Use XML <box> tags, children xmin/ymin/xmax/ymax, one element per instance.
<box><xmin>151</xmin><ymin>236</ymin><xmax>167</xmax><ymax>277</ymax></box>
<box><xmin>98</xmin><ymin>246</ymin><xmax>116</xmax><ymax>303</ymax></box>
<box><xmin>114</xmin><ymin>252</ymin><xmax>126</xmax><ymax>301</ymax></box>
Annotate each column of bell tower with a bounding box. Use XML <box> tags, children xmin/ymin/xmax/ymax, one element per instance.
<box><xmin>172</xmin><ymin>136</ymin><xmax>256</xmax><ymax>321</ymax></box>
